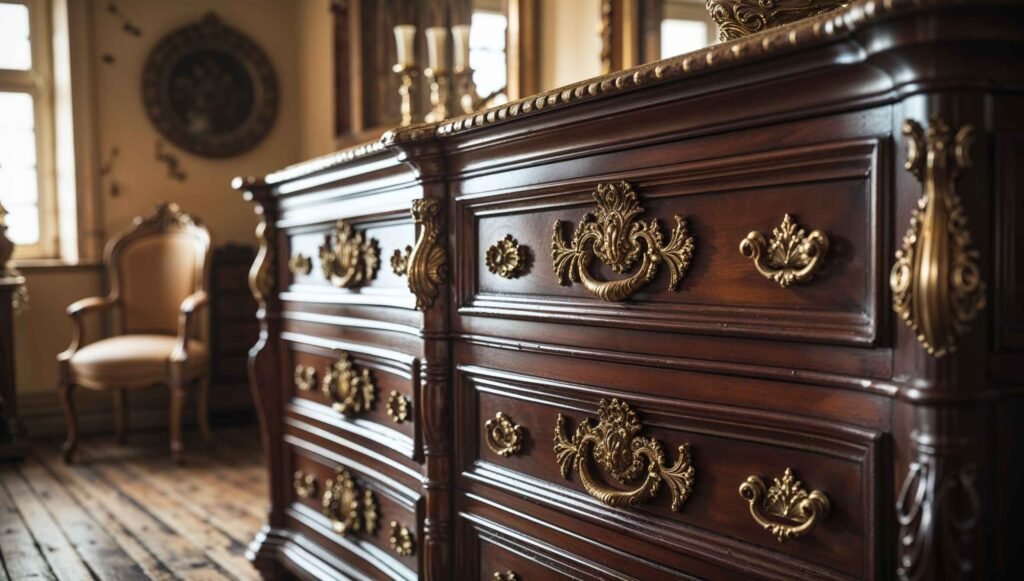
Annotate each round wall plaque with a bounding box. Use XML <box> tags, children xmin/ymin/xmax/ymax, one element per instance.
<box><xmin>142</xmin><ymin>13</ymin><xmax>278</xmax><ymax>158</ymax></box>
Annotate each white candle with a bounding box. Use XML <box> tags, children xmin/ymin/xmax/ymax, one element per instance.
<box><xmin>425</xmin><ymin>26</ymin><xmax>448</xmax><ymax>74</ymax></box>
<box><xmin>452</xmin><ymin>24</ymin><xmax>470</xmax><ymax>71</ymax></box>
<box><xmin>393</xmin><ymin>25</ymin><xmax>416</xmax><ymax>68</ymax></box>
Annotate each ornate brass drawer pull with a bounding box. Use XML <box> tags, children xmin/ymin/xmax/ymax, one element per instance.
<box><xmin>386</xmin><ymin>391</ymin><xmax>410</xmax><ymax>423</ymax></box>
<box><xmin>388</xmin><ymin>521</ymin><xmax>415</xmax><ymax>556</ymax></box>
<box><xmin>321</xmin><ymin>353</ymin><xmax>375</xmax><ymax>415</ymax></box>
<box><xmin>493</xmin><ymin>572</ymin><xmax>519</xmax><ymax>581</ymax></box>
<box><xmin>485</xmin><ymin>412</ymin><xmax>523</xmax><ymax>457</ymax></box>
<box><xmin>486</xmin><ymin>235</ymin><xmax>528</xmax><ymax>279</ymax></box>
<box><xmin>554</xmin><ymin>398</ymin><xmax>695</xmax><ymax>511</ymax></box>
<box><xmin>891</xmin><ymin>118</ymin><xmax>985</xmax><ymax>357</ymax></box>
<box><xmin>552</xmin><ymin>181</ymin><xmax>695</xmax><ymax>302</ymax></box>
<box><xmin>738</xmin><ymin>468</ymin><xmax>830</xmax><ymax>542</ymax></box>
<box><xmin>739</xmin><ymin>214</ymin><xmax>829</xmax><ymax>288</ymax></box>
<box><xmin>293</xmin><ymin>470</ymin><xmax>317</xmax><ymax>499</ymax></box>
<box><xmin>321</xmin><ymin>465</ymin><xmax>378</xmax><ymax>535</ymax></box>
<box><xmin>288</xmin><ymin>253</ymin><xmax>312</xmax><ymax>275</ymax></box>
<box><xmin>294</xmin><ymin>365</ymin><xmax>316</xmax><ymax>392</ymax></box>
<box><xmin>319</xmin><ymin>219</ymin><xmax>380</xmax><ymax>288</ymax></box>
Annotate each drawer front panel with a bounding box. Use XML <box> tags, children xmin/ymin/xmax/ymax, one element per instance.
<box><xmin>457</xmin><ymin>138</ymin><xmax>884</xmax><ymax>346</ymax></box>
<box><xmin>287</xmin><ymin>333</ymin><xmax>419</xmax><ymax>459</ymax></box>
<box><xmin>456</xmin><ymin>363</ymin><xmax>884</xmax><ymax>578</ymax></box>
<box><xmin>286</xmin><ymin>438</ymin><xmax>420</xmax><ymax>580</ymax></box>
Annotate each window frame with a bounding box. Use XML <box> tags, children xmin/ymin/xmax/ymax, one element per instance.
<box><xmin>0</xmin><ymin>0</ymin><xmax>57</xmax><ymax>259</ymax></box>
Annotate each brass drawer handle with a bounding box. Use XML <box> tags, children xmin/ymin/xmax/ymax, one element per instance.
<box><xmin>321</xmin><ymin>465</ymin><xmax>378</xmax><ymax>535</ymax></box>
<box><xmin>486</xmin><ymin>235</ymin><xmax>528</xmax><ymax>279</ymax></box>
<box><xmin>388</xmin><ymin>521</ymin><xmax>415</xmax><ymax>556</ymax></box>
<box><xmin>386</xmin><ymin>391</ymin><xmax>410</xmax><ymax>423</ymax></box>
<box><xmin>739</xmin><ymin>214</ymin><xmax>828</xmax><ymax>288</ymax></box>
<box><xmin>739</xmin><ymin>468</ymin><xmax>830</xmax><ymax>542</ymax></box>
<box><xmin>321</xmin><ymin>352</ymin><xmax>375</xmax><ymax>416</ymax></box>
<box><xmin>493</xmin><ymin>572</ymin><xmax>519</xmax><ymax>581</ymax></box>
<box><xmin>552</xmin><ymin>181</ymin><xmax>695</xmax><ymax>302</ymax></box>
<box><xmin>319</xmin><ymin>219</ymin><xmax>379</xmax><ymax>288</ymax></box>
<box><xmin>294</xmin><ymin>365</ymin><xmax>316</xmax><ymax>392</ymax></box>
<box><xmin>554</xmin><ymin>398</ymin><xmax>695</xmax><ymax>511</ymax></box>
<box><xmin>292</xmin><ymin>470</ymin><xmax>317</xmax><ymax>499</ymax></box>
<box><xmin>485</xmin><ymin>412</ymin><xmax>523</xmax><ymax>457</ymax></box>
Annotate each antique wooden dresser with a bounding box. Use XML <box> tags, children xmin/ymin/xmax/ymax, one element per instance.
<box><xmin>235</xmin><ymin>1</ymin><xmax>1024</xmax><ymax>578</ymax></box>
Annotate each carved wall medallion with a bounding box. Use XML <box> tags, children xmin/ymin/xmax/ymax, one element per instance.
<box><xmin>554</xmin><ymin>398</ymin><xmax>695</xmax><ymax>511</ymax></box>
<box><xmin>142</xmin><ymin>13</ymin><xmax>278</xmax><ymax>158</ymax></box>
<box><xmin>552</xmin><ymin>181</ymin><xmax>695</xmax><ymax>302</ymax></box>
<box><xmin>293</xmin><ymin>365</ymin><xmax>316</xmax><ymax>392</ymax></box>
<box><xmin>738</xmin><ymin>468</ymin><xmax>830</xmax><ymax>542</ymax></box>
<box><xmin>321</xmin><ymin>353</ymin><xmax>375</xmax><ymax>415</ymax></box>
<box><xmin>402</xmin><ymin>199</ymin><xmax>447</xmax><ymax>310</ymax></box>
<box><xmin>891</xmin><ymin>118</ymin><xmax>986</xmax><ymax>357</ymax></box>
<box><xmin>391</xmin><ymin>245</ymin><xmax>412</xmax><ymax>276</ymax></box>
<box><xmin>706</xmin><ymin>0</ymin><xmax>850</xmax><ymax>41</ymax></box>
<box><xmin>486</xmin><ymin>235</ymin><xmax>528</xmax><ymax>279</ymax></box>
<box><xmin>485</xmin><ymin>412</ymin><xmax>524</xmax><ymax>457</ymax></box>
<box><xmin>739</xmin><ymin>214</ymin><xmax>829</xmax><ymax>288</ymax></box>
<box><xmin>319</xmin><ymin>220</ymin><xmax>380</xmax><ymax>289</ymax></box>
<box><xmin>293</xmin><ymin>470</ymin><xmax>317</xmax><ymax>499</ymax></box>
<box><xmin>385</xmin><ymin>391</ymin><xmax>410</xmax><ymax>423</ymax></box>
<box><xmin>388</xmin><ymin>521</ymin><xmax>415</xmax><ymax>556</ymax></box>
<box><xmin>288</xmin><ymin>253</ymin><xmax>312</xmax><ymax>276</ymax></box>
<box><xmin>321</xmin><ymin>465</ymin><xmax>378</xmax><ymax>535</ymax></box>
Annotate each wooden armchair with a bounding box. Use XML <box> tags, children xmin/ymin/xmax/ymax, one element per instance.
<box><xmin>57</xmin><ymin>203</ymin><xmax>212</xmax><ymax>463</ymax></box>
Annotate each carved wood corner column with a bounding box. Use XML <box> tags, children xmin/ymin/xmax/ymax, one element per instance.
<box><xmin>419</xmin><ymin>348</ymin><xmax>453</xmax><ymax>579</ymax></box>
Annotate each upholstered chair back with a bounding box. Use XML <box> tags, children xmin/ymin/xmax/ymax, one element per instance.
<box><xmin>105</xmin><ymin>203</ymin><xmax>211</xmax><ymax>335</ymax></box>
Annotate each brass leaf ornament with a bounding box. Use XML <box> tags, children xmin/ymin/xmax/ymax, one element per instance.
<box><xmin>485</xmin><ymin>412</ymin><xmax>524</xmax><ymax>457</ymax></box>
<box><xmin>402</xmin><ymin>199</ymin><xmax>447</xmax><ymax>310</ymax></box>
<box><xmin>319</xmin><ymin>220</ymin><xmax>380</xmax><ymax>289</ymax></box>
<box><xmin>391</xmin><ymin>245</ymin><xmax>412</xmax><ymax>276</ymax></box>
<box><xmin>891</xmin><ymin>118</ymin><xmax>986</xmax><ymax>357</ymax></box>
<box><xmin>554</xmin><ymin>398</ymin><xmax>695</xmax><ymax>511</ymax></box>
<box><xmin>293</xmin><ymin>470</ymin><xmax>317</xmax><ymax>499</ymax></box>
<box><xmin>486</xmin><ymin>235</ymin><xmax>528</xmax><ymax>279</ymax></box>
<box><xmin>706</xmin><ymin>0</ymin><xmax>851</xmax><ymax>41</ymax></box>
<box><xmin>739</xmin><ymin>214</ymin><xmax>829</xmax><ymax>288</ymax></box>
<box><xmin>321</xmin><ymin>465</ymin><xmax>378</xmax><ymax>535</ymax></box>
<box><xmin>293</xmin><ymin>365</ymin><xmax>316</xmax><ymax>392</ymax></box>
<box><xmin>552</xmin><ymin>181</ymin><xmax>695</xmax><ymax>302</ymax></box>
<box><xmin>739</xmin><ymin>468</ymin><xmax>830</xmax><ymax>542</ymax></box>
<box><xmin>321</xmin><ymin>353</ymin><xmax>375</xmax><ymax>416</ymax></box>
<box><xmin>386</xmin><ymin>391</ymin><xmax>410</xmax><ymax>423</ymax></box>
<box><xmin>388</xmin><ymin>521</ymin><xmax>415</xmax><ymax>556</ymax></box>
<box><xmin>288</xmin><ymin>253</ymin><xmax>312</xmax><ymax>276</ymax></box>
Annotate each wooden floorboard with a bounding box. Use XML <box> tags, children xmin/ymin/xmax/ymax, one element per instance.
<box><xmin>0</xmin><ymin>427</ymin><xmax>267</xmax><ymax>581</ymax></box>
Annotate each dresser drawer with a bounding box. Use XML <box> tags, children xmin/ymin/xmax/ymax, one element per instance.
<box><xmin>455</xmin><ymin>364</ymin><xmax>885</xmax><ymax>579</ymax></box>
<box><xmin>286</xmin><ymin>438</ymin><xmax>420</xmax><ymax>580</ymax></box>
<box><xmin>456</xmin><ymin>137</ymin><xmax>884</xmax><ymax>347</ymax></box>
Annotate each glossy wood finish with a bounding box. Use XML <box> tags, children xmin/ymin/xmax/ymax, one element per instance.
<box><xmin>241</xmin><ymin>1</ymin><xmax>1024</xmax><ymax>578</ymax></box>
<box><xmin>0</xmin><ymin>276</ymin><xmax>27</xmax><ymax>460</ymax></box>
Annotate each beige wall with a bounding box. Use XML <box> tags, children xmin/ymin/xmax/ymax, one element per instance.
<box><xmin>297</xmin><ymin>0</ymin><xmax>337</xmax><ymax>160</ymax></box>
<box><xmin>539</xmin><ymin>0</ymin><xmax>603</xmax><ymax>91</ymax></box>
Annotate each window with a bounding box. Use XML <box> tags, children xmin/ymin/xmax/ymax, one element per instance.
<box><xmin>659</xmin><ymin>0</ymin><xmax>717</xmax><ymax>59</ymax></box>
<box><xmin>0</xmin><ymin>0</ymin><xmax>56</xmax><ymax>258</ymax></box>
<box><xmin>469</xmin><ymin>9</ymin><xmax>508</xmax><ymax>101</ymax></box>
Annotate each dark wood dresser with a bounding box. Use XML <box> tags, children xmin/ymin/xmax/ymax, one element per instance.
<box><xmin>236</xmin><ymin>1</ymin><xmax>1024</xmax><ymax>578</ymax></box>
<box><xmin>209</xmin><ymin>244</ymin><xmax>260</xmax><ymax>416</ymax></box>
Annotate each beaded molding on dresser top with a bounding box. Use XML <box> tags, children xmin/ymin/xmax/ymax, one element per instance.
<box><xmin>256</xmin><ymin>0</ymin><xmax>953</xmax><ymax>184</ymax></box>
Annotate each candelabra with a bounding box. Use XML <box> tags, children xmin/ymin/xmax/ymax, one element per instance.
<box><xmin>392</xmin><ymin>65</ymin><xmax>416</xmax><ymax>127</ymax></box>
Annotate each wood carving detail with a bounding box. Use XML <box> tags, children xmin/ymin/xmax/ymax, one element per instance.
<box><xmin>706</xmin><ymin>0</ymin><xmax>850</xmax><ymax>41</ymax></box>
<box><xmin>319</xmin><ymin>220</ymin><xmax>380</xmax><ymax>289</ymax></box>
<box><xmin>485</xmin><ymin>412</ymin><xmax>523</xmax><ymax>457</ymax></box>
<box><xmin>738</xmin><ymin>468</ymin><xmax>830</xmax><ymax>542</ymax></box>
<box><xmin>552</xmin><ymin>182</ymin><xmax>695</xmax><ymax>302</ymax></box>
<box><xmin>321</xmin><ymin>465</ymin><xmax>378</xmax><ymax>535</ymax></box>
<box><xmin>403</xmin><ymin>199</ymin><xmax>447</xmax><ymax>310</ymax></box>
<box><xmin>740</xmin><ymin>214</ymin><xmax>829</xmax><ymax>288</ymax></box>
<box><xmin>891</xmin><ymin>118</ymin><xmax>986</xmax><ymax>357</ymax></box>
<box><xmin>554</xmin><ymin>398</ymin><xmax>695</xmax><ymax>511</ymax></box>
<box><xmin>321</xmin><ymin>353</ymin><xmax>375</xmax><ymax>416</ymax></box>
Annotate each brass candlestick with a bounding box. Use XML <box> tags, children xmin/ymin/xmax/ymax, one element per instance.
<box><xmin>455</xmin><ymin>66</ymin><xmax>478</xmax><ymax>115</ymax></box>
<box><xmin>392</xmin><ymin>65</ymin><xmax>417</xmax><ymax>127</ymax></box>
<box><xmin>423</xmin><ymin>67</ymin><xmax>449</xmax><ymax>123</ymax></box>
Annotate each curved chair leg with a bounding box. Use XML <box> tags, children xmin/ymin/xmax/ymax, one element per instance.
<box><xmin>169</xmin><ymin>366</ymin><xmax>187</xmax><ymax>464</ymax></box>
<box><xmin>197</xmin><ymin>376</ymin><xmax>211</xmax><ymax>445</ymax></box>
<box><xmin>58</xmin><ymin>382</ymin><xmax>79</xmax><ymax>463</ymax></box>
<box><xmin>113</xmin><ymin>389</ymin><xmax>127</xmax><ymax>445</ymax></box>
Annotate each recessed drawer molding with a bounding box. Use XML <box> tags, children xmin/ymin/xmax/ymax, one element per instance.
<box><xmin>322</xmin><ymin>353</ymin><xmax>375</xmax><ymax>415</ymax></box>
<box><xmin>293</xmin><ymin>470</ymin><xmax>317</xmax><ymax>499</ymax></box>
<box><xmin>386</xmin><ymin>391</ymin><xmax>410</xmax><ymax>423</ymax></box>
<box><xmin>389</xmin><ymin>521</ymin><xmax>415</xmax><ymax>556</ymax></box>
<box><xmin>486</xmin><ymin>235</ymin><xmax>528</xmax><ymax>279</ymax></box>
<box><xmin>293</xmin><ymin>365</ymin><xmax>316</xmax><ymax>392</ymax></box>
<box><xmin>739</xmin><ymin>214</ymin><xmax>829</xmax><ymax>288</ymax></box>
<box><xmin>554</xmin><ymin>398</ymin><xmax>695</xmax><ymax>511</ymax></box>
<box><xmin>321</xmin><ymin>465</ymin><xmax>379</xmax><ymax>535</ymax></box>
<box><xmin>485</xmin><ymin>411</ymin><xmax>524</xmax><ymax>457</ymax></box>
<box><xmin>551</xmin><ymin>181</ymin><xmax>695</xmax><ymax>302</ymax></box>
<box><xmin>738</xmin><ymin>468</ymin><xmax>830</xmax><ymax>542</ymax></box>
<box><xmin>319</xmin><ymin>219</ymin><xmax>380</xmax><ymax>289</ymax></box>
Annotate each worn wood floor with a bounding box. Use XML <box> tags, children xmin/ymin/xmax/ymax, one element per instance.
<box><xmin>0</xmin><ymin>427</ymin><xmax>267</xmax><ymax>580</ymax></box>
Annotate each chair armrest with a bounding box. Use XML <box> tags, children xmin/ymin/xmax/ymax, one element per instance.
<box><xmin>59</xmin><ymin>295</ymin><xmax>118</xmax><ymax>361</ymax></box>
<box><xmin>172</xmin><ymin>291</ymin><xmax>209</xmax><ymax>363</ymax></box>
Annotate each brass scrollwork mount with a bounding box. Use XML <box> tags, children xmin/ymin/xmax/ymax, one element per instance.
<box><xmin>552</xmin><ymin>181</ymin><xmax>695</xmax><ymax>302</ymax></box>
<box><xmin>485</xmin><ymin>412</ymin><xmax>523</xmax><ymax>457</ymax></box>
<box><xmin>294</xmin><ymin>365</ymin><xmax>316</xmax><ymax>392</ymax></box>
<box><xmin>402</xmin><ymin>199</ymin><xmax>447</xmax><ymax>310</ymax></box>
<box><xmin>740</xmin><ymin>214</ymin><xmax>829</xmax><ymax>288</ymax></box>
<box><xmin>288</xmin><ymin>253</ymin><xmax>312</xmax><ymax>275</ymax></box>
<box><xmin>388</xmin><ymin>521</ymin><xmax>415</xmax><ymax>556</ymax></box>
<box><xmin>386</xmin><ymin>391</ymin><xmax>410</xmax><ymax>423</ymax></box>
<box><xmin>486</xmin><ymin>234</ymin><xmax>528</xmax><ymax>279</ymax></box>
<box><xmin>554</xmin><ymin>398</ymin><xmax>695</xmax><ymax>511</ymax></box>
<box><xmin>319</xmin><ymin>220</ymin><xmax>380</xmax><ymax>289</ymax></box>
<box><xmin>321</xmin><ymin>465</ymin><xmax>378</xmax><ymax>535</ymax></box>
<box><xmin>293</xmin><ymin>470</ymin><xmax>317</xmax><ymax>499</ymax></box>
<box><xmin>739</xmin><ymin>468</ymin><xmax>830</xmax><ymax>542</ymax></box>
<box><xmin>321</xmin><ymin>353</ymin><xmax>375</xmax><ymax>415</ymax></box>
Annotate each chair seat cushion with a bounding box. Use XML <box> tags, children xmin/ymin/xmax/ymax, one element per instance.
<box><xmin>70</xmin><ymin>334</ymin><xmax>207</xmax><ymax>388</ymax></box>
